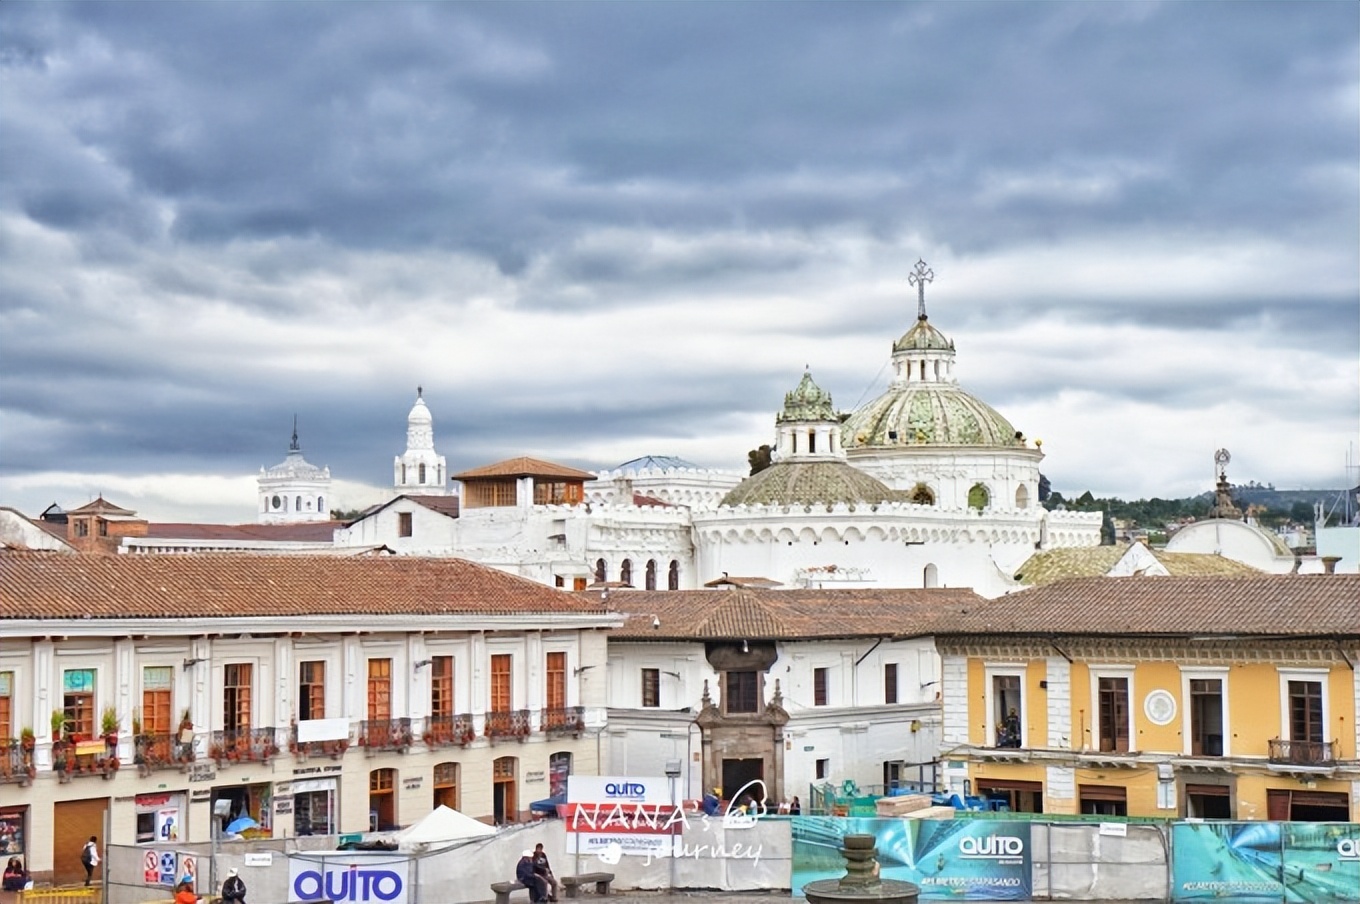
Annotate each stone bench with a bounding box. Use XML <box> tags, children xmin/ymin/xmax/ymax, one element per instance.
<box><xmin>489</xmin><ymin>881</ymin><xmax>531</xmax><ymax>904</ymax></box>
<box><xmin>561</xmin><ymin>872</ymin><xmax>615</xmax><ymax>899</ymax></box>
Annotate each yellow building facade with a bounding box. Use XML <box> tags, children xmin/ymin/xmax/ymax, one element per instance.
<box><xmin>936</xmin><ymin>575</ymin><xmax>1360</xmax><ymax>821</ymax></box>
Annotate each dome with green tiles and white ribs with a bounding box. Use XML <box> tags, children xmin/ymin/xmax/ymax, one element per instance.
<box><xmin>841</xmin><ymin>262</ymin><xmax>1025</xmax><ymax>451</ymax></box>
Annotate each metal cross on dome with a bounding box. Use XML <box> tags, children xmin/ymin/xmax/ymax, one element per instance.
<box><xmin>908</xmin><ymin>259</ymin><xmax>935</xmax><ymax>320</ymax></box>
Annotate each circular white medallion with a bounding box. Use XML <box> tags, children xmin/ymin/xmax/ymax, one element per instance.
<box><xmin>1144</xmin><ymin>689</ymin><xmax>1177</xmax><ymax>726</ymax></box>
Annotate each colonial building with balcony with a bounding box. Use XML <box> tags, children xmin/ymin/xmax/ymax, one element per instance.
<box><xmin>934</xmin><ymin>574</ymin><xmax>1360</xmax><ymax>821</ymax></box>
<box><xmin>0</xmin><ymin>551</ymin><xmax>621</xmax><ymax>885</ymax></box>
<box><xmin>599</xmin><ymin>585</ymin><xmax>983</xmax><ymax>806</ymax></box>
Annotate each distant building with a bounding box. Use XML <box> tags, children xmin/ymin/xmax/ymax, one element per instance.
<box><xmin>393</xmin><ymin>388</ymin><xmax>448</xmax><ymax>496</ymax></box>
<box><xmin>257</xmin><ymin>420</ymin><xmax>331</xmax><ymax>523</ymax></box>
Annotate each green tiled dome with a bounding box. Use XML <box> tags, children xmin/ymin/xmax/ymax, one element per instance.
<box><xmin>841</xmin><ymin>383</ymin><xmax>1019</xmax><ymax>448</ymax></box>
<box><xmin>894</xmin><ymin>318</ymin><xmax>954</xmax><ymax>352</ymax></box>
<box><xmin>720</xmin><ymin>461</ymin><xmax>894</xmax><ymax>507</ymax></box>
<box><xmin>778</xmin><ymin>370</ymin><xmax>835</xmax><ymax>423</ymax></box>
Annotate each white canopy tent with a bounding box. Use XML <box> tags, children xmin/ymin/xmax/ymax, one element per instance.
<box><xmin>396</xmin><ymin>805</ymin><xmax>497</xmax><ymax>849</ymax></box>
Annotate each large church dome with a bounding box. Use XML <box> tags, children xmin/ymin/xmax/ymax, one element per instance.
<box><xmin>720</xmin><ymin>460</ymin><xmax>894</xmax><ymax>507</ymax></box>
<box><xmin>842</xmin><ymin>263</ymin><xmax>1022</xmax><ymax>451</ymax></box>
<box><xmin>841</xmin><ymin>382</ymin><xmax>1019</xmax><ymax>448</ymax></box>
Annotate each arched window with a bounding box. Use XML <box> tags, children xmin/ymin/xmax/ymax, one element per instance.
<box><xmin>909</xmin><ymin>483</ymin><xmax>935</xmax><ymax>505</ymax></box>
<box><xmin>924</xmin><ymin>563</ymin><xmax>939</xmax><ymax>589</ymax></box>
<box><xmin>645</xmin><ymin>560</ymin><xmax>657</xmax><ymax>590</ymax></box>
<box><xmin>419</xmin><ymin>463</ymin><xmax>427</xmax><ymax>484</ymax></box>
<box><xmin>433</xmin><ymin>762</ymin><xmax>460</xmax><ymax>811</ymax></box>
<box><xmin>668</xmin><ymin>560</ymin><xmax>680</xmax><ymax>591</ymax></box>
<box><xmin>594</xmin><ymin>559</ymin><xmax>606</xmax><ymax>583</ymax></box>
<box><xmin>318</xmin><ymin>496</ymin><xmax>325</xmax><ymax>513</ymax></box>
<box><xmin>369</xmin><ymin>768</ymin><xmax>397</xmax><ymax>830</ymax></box>
<box><xmin>296</xmin><ymin>495</ymin><xmax>303</xmax><ymax>512</ymax></box>
<box><xmin>401</xmin><ymin>463</ymin><xmax>407</xmax><ymax>484</ymax></box>
<box><xmin>549</xmin><ymin>751</ymin><xmax>572</xmax><ymax>799</ymax></box>
<box><xmin>968</xmin><ymin>484</ymin><xmax>990</xmax><ymax>511</ymax></box>
<box><xmin>620</xmin><ymin>559</ymin><xmax>633</xmax><ymax>587</ymax></box>
<box><xmin>1015</xmin><ymin>485</ymin><xmax>1029</xmax><ymax>509</ymax></box>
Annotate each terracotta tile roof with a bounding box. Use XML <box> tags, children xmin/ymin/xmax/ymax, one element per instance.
<box><xmin>410</xmin><ymin>496</ymin><xmax>461</xmax><ymax>518</ymax></box>
<box><xmin>0</xmin><ymin>551</ymin><xmax>611</xmax><ymax>620</ymax></box>
<box><xmin>453</xmin><ymin>457</ymin><xmax>595</xmax><ymax>481</ymax></box>
<box><xmin>702</xmin><ymin>576</ymin><xmax>783</xmax><ymax>589</ymax></box>
<box><xmin>66</xmin><ymin>496</ymin><xmax>140</xmax><ymax>518</ymax></box>
<box><xmin>599</xmin><ymin>587</ymin><xmax>983</xmax><ymax>640</ymax></box>
<box><xmin>632</xmin><ymin>493</ymin><xmax>672</xmax><ymax>507</ymax></box>
<box><xmin>144</xmin><ymin>522</ymin><xmax>342</xmax><ymax>542</ymax></box>
<box><xmin>934</xmin><ymin>574</ymin><xmax>1360</xmax><ymax>637</ymax></box>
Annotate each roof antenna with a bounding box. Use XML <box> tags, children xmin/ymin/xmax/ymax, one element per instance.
<box><xmin>290</xmin><ymin>415</ymin><xmax>300</xmax><ymax>452</ymax></box>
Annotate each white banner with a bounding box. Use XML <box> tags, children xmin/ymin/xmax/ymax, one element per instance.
<box><xmin>288</xmin><ymin>854</ymin><xmax>411</xmax><ymax>904</ymax></box>
<box><xmin>566</xmin><ymin>775</ymin><xmax>672</xmax><ymax>804</ymax></box>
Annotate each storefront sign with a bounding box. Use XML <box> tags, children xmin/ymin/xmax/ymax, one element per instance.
<box><xmin>0</xmin><ymin>808</ymin><xmax>27</xmax><ymax>856</ymax></box>
<box><xmin>524</xmin><ymin>771</ymin><xmax>546</xmax><ymax>783</ymax></box>
<box><xmin>792</xmin><ymin>819</ymin><xmax>1032</xmax><ymax>901</ymax></box>
<box><xmin>189</xmin><ymin>764</ymin><xmax>216</xmax><ymax>783</ymax></box>
<box><xmin>402</xmin><ymin>777</ymin><xmax>422</xmax><ymax>791</ymax></box>
<box><xmin>567</xmin><ymin>775</ymin><xmax>671</xmax><ymax>804</ymax></box>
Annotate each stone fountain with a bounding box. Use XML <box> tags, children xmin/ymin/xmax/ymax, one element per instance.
<box><xmin>802</xmin><ymin>833</ymin><xmax>919</xmax><ymax>904</ymax></box>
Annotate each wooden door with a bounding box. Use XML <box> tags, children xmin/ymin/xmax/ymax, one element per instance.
<box><xmin>53</xmin><ymin>797</ymin><xmax>108</xmax><ymax>886</ymax></box>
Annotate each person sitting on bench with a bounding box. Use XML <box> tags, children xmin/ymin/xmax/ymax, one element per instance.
<box><xmin>516</xmin><ymin>850</ymin><xmax>548</xmax><ymax>903</ymax></box>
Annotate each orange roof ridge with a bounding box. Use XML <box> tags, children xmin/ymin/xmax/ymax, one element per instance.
<box><xmin>453</xmin><ymin>456</ymin><xmax>595</xmax><ymax>481</ymax></box>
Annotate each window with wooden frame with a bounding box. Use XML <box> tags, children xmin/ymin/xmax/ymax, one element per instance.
<box><xmin>370</xmin><ymin>768</ymin><xmax>396</xmax><ymax>829</ymax></box>
<box><xmin>545</xmin><ymin>652</ymin><xmax>566</xmax><ymax>712</ymax></box>
<box><xmin>62</xmin><ymin>668</ymin><xmax>96</xmax><ymax>738</ymax></box>
<box><xmin>142</xmin><ymin>666</ymin><xmax>173</xmax><ymax>734</ymax></box>
<box><xmin>367</xmin><ymin>659</ymin><xmax>392</xmax><ymax>720</ymax></box>
<box><xmin>884</xmin><ymin>663</ymin><xmax>898</xmax><ymax>705</ymax></box>
<box><xmin>1288</xmin><ymin>680</ymin><xmax>1324</xmax><ymax>743</ymax></box>
<box><xmin>299</xmin><ymin>661</ymin><xmax>325</xmax><ymax>721</ymax></box>
<box><xmin>490</xmin><ymin>654</ymin><xmax>512</xmax><ymax>713</ymax></box>
<box><xmin>398</xmin><ymin>512</ymin><xmax>413</xmax><ymax>538</ymax></box>
<box><xmin>0</xmin><ymin>671</ymin><xmax>12</xmax><ymax>740</ymax></box>
<box><xmin>641</xmin><ymin>669</ymin><xmax>660</xmax><ymax>708</ymax></box>
<box><xmin>223</xmin><ymin>663</ymin><xmax>252</xmax><ymax>733</ymax></box>
<box><xmin>724</xmin><ymin>671</ymin><xmax>759</xmax><ymax>714</ymax></box>
<box><xmin>1189</xmin><ymin>678</ymin><xmax>1224</xmax><ymax>756</ymax></box>
<box><xmin>430</xmin><ymin>656</ymin><xmax>454</xmax><ymax>718</ymax></box>
<box><xmin>814</xmin><ymin>668</ymin><xmax>829</xmax><ymax>706</ymax></box>
<box><xmin>1097</xmin><ymin>676</ymin><xmax>1130</xmax><ymax>753</ymax></box>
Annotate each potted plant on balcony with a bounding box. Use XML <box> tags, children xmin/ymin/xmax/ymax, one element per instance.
<box><xmin>101</xmin><ymin>706</ymin><xmax>120</xmax><ymax>746</ymax></box>
<box><xmin>19</xmin><ymin>727</ymin><xmax>35</xmax><ymax>752</ymax></box>
<box><xmin>177</xmin><ymin>709</ymin><xmax>195</xmax><ymax>744</ymax></box>
<box><xmin>51</xmin><ymin>708</ymin><xmax>67</xmax><ymax>740</ymax></box>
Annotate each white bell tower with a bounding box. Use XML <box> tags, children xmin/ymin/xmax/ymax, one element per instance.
<box><xmin>394</xmin><ymin>387</ymin><xmax>448</xmax><ymax>495</ymax></box>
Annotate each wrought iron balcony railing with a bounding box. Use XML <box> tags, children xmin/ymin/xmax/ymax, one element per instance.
<box><xmin>209</xmin><ymin>728</ymin><xmax>279</xmax><ymax>766</ymax></box>
<box><xmin>134</xmin><ymin>732</ymin><xmax>196</xmax><ymax>774</ymax></box>
<box><xmin>541</xmin><ymin>705</ymin><xmax>585</xmax><ymax>739</ymax></box>
<box><xmin>1</xmin><ymin>739</ymin><xmax>36</xmax><ymax>785</ymax></box>
<box><xmin>1268</xmin><ymin>737</ymin><xmax>1335</xmax><ymax>766</ymax></box>
<box><xmin>52</xmin><ymin>737</ymin><xmax>118</xmax><ymax>780</ymax></box>
<box><xmin>423</xmin><ymin>714</ymin><xmax>477</xmax><ymax>748</ymax></box>
<box><xmin>359</xmin><ymin>718</ymin><xmax>412</xmax><ymax>754</ymax></box>
<box><xmin>484</xmin><ymin>709</ymin><xmax>531</xmax><ymax>743</ymax></box>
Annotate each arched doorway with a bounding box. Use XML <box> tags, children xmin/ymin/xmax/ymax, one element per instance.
<box><xmin>433</xmin><ymin>762</ymin><xmax>459</xmax><ymax>810</ymax></box>
<box><xmin>620</xmin><ymin>560</ymin><xmax>633</xmax><ymax>586</ymax></box>
<box><xmin>493</xmin><ymin>756</ymin><xmax>517</xmax><ymax>824</ymax></box>
<box><xmin>370</xmin><ymin>768</ymin><xmax>397</xmax><ymax>830</ymax></box>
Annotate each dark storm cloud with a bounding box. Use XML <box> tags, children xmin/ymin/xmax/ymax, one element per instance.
<box><xmin>0</xmin><ymin>1</ymin><xmax>1356</xmax><ymax>516</ymax></box>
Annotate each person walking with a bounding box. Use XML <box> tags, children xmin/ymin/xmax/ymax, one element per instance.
<box><xmin>80</xmin><ymin>836</ymin><xmax>99</xmax><ymax>887</ymax></box>
<box><xmin>221</xmin><ymin>867</ymin><xmax>247</xmax><ymax>904</ymax></box>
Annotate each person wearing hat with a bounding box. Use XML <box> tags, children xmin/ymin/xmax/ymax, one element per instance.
<box><xmin>221</xmin><ymin>867</ymin><xmax>247</xmax><ymax>904</ymax></box>
<box><xmin>702</xmin><ymin>786</ymin><xmax>722</xmax><ymax>816</ymax></box>
<box><xmin>515</xmin><ymin>850</ymin><xmax>547</xmax><ymax>903</ymax></box>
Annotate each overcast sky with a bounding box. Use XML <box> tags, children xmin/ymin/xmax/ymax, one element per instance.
<box><xmin>2</xmin><ymin>2</ymin><xmax>1357</xmax><ymax>523</ymax></box>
